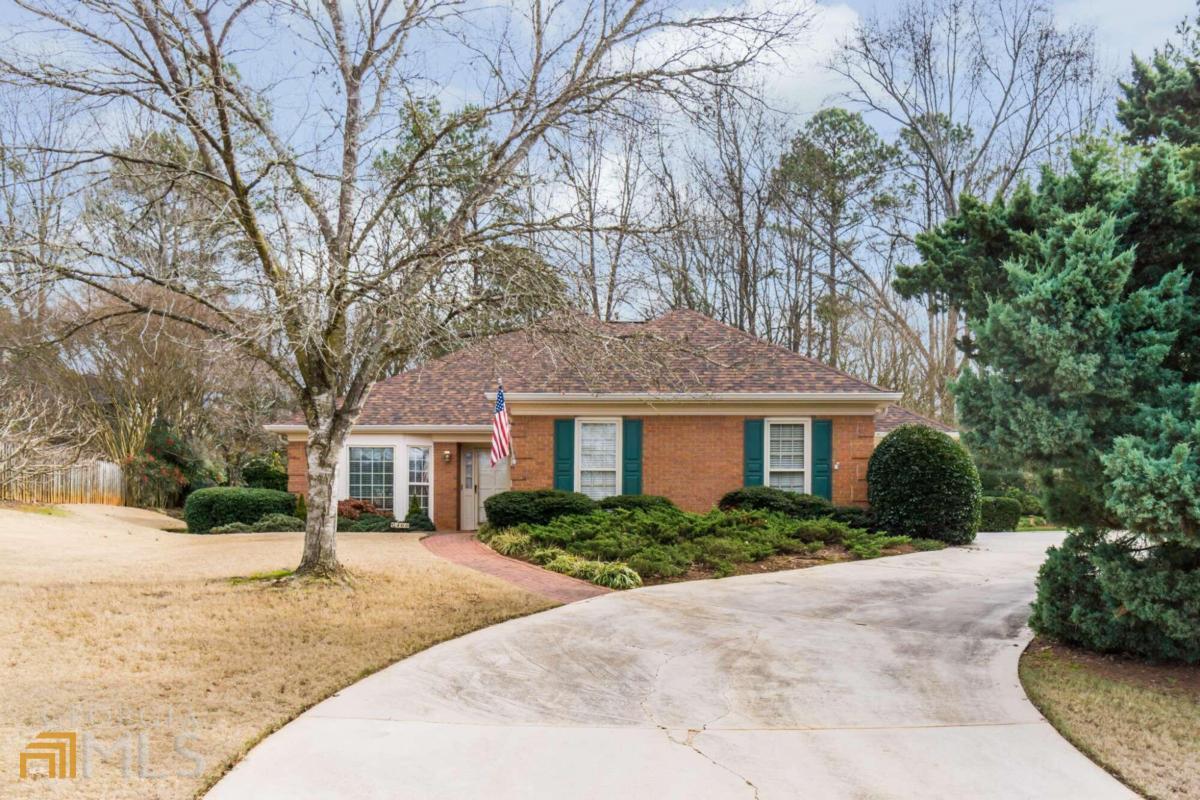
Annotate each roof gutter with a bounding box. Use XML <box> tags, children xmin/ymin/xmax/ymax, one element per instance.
<box><xmin>489</xmin><ymin>391</ymin><xmax>903</xmax><ymax>403</ymax></box>
<box><xmin>263</xmin><ymin>423</ymin><xmax>492</xmax><ymax>435</ymax></box>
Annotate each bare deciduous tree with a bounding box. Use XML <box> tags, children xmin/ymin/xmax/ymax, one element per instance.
<box><xmin>0</xmin><ymin>0</ymin><xmax>795</xmax><ymax>577</ymax></box>
<box><xmin>832</xmin><ymin>0</ymin><xmax>1102</xmax><ymax>417</ymax></box>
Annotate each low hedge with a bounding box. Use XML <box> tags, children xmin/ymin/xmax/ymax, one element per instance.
<box><xmin>718</xmin><ymin>486</ymin><xmax>834</xmax><ymax>519</ymax></box>
<box><xmin>483</xmin><ymin>489</ymin><xmax>596</xmax><ymax>528</ymax></box>
<box><xmin>185</xmin><ymin>487</ymin><xmax>296</xmax><ymax>533</ymax></box>
<box><xmin>598</xmin><ymin>494</ymin><xmax>676</xmax><ymax>512</ymax></box>
<box><xmin>979</xmin><ymin>496</ymin><xmax>1022</xmax><ymax>532</ymax></box>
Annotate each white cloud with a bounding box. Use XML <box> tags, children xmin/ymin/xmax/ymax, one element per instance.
<box><xmin>1055</xmin><ymin>0</ymin><xmax>1193</xmax><ymax>65</ymax></box>
<box><xmin>753</xmin><ymin>2</ymin><xmax>860</xmax><ymax>115</ymax></box>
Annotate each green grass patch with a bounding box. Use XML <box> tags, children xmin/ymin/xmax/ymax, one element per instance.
<box><xmin>228</xmin><ymin>568</ymin><xmax>295</xmax><ymax>585</ymax></box>
<box><xmin>9</xmin><ymin>503</ymin><xmax>70</xmax><ymax>516</ymax></box>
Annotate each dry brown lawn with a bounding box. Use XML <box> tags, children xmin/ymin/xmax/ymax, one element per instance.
<box><xmin>0</xmin><ymin>503</ymin><xmax>553</xmax><ymax>799</ymax></box>
<box><xmin>1020</xmin><ymin>638</ymin><xmax>1200</xmax><ymax>800</ymax></box>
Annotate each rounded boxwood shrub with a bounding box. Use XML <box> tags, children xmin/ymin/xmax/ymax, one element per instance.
<box><xmin>718</xmin><ymin>486</ymin><xmax>833</xmax><ymax>519</ymax></box>
<box><xmin>598</xmin><ymin>494</ymin><xmax>676</xmax><ymax>512</ymax></box>
<box><xmin>184</xmin><ymin>487</ymin><xmax>296</xmax><ymax>533</ymax></box>
<box><xmin>867</xmin><ymin>425</ymin><xmax>981</xmax><ymax>544</ymax></box>
<box><xmin>979</xmin><ymin>496</ymin><xmax>1022</xmax><ymax>532</ymax></box>
<box><xmin>484</xmin><ymin>489</ymin><xmax>596</xmax><ymax>529</ymax></box>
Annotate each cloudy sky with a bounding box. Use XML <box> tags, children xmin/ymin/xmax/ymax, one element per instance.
<box><xmin>755</xmin><ymin>0</ymin><xmax>1196</xmax><ymax>116</ymax></box>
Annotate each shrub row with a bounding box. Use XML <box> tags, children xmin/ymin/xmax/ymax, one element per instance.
<box><xmin>483</xmin><ymin>489</ymin><xmax>679</xmax><ymax>528</ymax></box>
<box><xmin>719</xmin><ymin>486</ymin><xmax>880</xmax><ymax>532</ymax></box>
<box><xmin>184</xmin><ymin>487</ymin><xmax>297</xmax><ymax>533</ymax></box>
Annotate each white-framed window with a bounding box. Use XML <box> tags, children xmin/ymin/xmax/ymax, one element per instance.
<box><xmin>407</xmin><ymin>445</ymin><xmax>431</xmax><ymax>514</ymax></box>
<box><xmin>349</xmin><ymin>446</ymin><xmax>395</xmax><ymax>511</ymax></box>
<box><xmin>765</xmin><ymin>418</ymin><xmax>811</xmax><ymax>494</ymax></box>
<box><xmin>575</xmin><ymin>418</ymin><xmax>621</xmax><ymax>500</ymax></box>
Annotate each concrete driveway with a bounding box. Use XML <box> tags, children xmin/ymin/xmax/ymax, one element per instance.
<box><xmin>209</xmin><ymin>532</ymin><xmax>1135</xmax><ymax>799</ymax></box>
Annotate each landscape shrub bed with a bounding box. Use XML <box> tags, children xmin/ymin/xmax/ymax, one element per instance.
<box><xmin>480</xmin><ymin>505</ymin><xmax>912</xmax><ymax>587</ymax></box>
<box><xmin>184</xmin><ymin>487</ymin><xmax>297</xmax><ymax>533</ymax></box>
<box><xmin>979</xmin><ymin>496</ymin><xmax>1022</xmax><ymax>532</ymax></box>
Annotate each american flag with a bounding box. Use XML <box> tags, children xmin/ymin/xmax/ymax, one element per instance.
<box><xmin>490</xmin><ymin>383</ymin><xmax>514</xmax><ymax>466</ymax></box>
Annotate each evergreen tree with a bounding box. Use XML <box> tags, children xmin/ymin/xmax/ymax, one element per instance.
<box><xmin>1118</xmin><ymin>10</ymin><xmax>1200</xmax><ymax>146</ymax></box>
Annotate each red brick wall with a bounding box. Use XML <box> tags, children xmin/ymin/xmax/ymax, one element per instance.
<box><xmin>432</xmin><ymin>441</ymin><xmax>459</xmax><ymax>531</ymax></box>
<box><xmin>443</xmin><ymin>412</ymin><xmax>877</xmax><ymax>516</ymax></box>
<box><xmin>831</xmin><ymin>415</ymin><xmax>875</xmax><ymax>506</ymax></box>
<box><xmin>509</xmin><ymin>415</ymin><xmax>555</xmax><ymax>490</ymax></box>
<box><xmin>286</xmin><ymin>440</ymin><xmax>308</xmax><ymax>494</ymax></box>
<box><xmin>641</xmin><ymin>416</ymin><xmax>745</xmax><ymax>512</ymax></box>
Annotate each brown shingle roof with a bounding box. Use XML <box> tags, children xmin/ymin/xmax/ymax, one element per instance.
<box><xmin>875</xmin><ymin>406</ymin><xmax>958</xmax><ymax>436</ymax></box>
<box><xmin>283</xmin><ymin>310</ymin><xmax>895</xmax><ymax>427</ymax></box>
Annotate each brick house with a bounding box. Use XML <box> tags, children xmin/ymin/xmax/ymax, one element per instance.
<box><xmin>268</xmin><ymin>310</ymin><xmax>919</xmax><ymax>531</ymax></box>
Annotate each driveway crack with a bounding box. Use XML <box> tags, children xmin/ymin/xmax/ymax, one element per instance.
<box><xmin>661</xmin><ymin>726</ymin><xmax>760</xmax><ymax>799</ymax></box>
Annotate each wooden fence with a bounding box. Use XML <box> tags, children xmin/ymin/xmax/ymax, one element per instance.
<box><xmin>0</xmin><ymin>459</ymin><xmax>125</xmax><ymax>505</ymax></box>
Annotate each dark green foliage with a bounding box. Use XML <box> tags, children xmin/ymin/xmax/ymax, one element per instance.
<box><xmin>483</xmin><ymin>489</ymin><xmax>596</xmax><ymax>528</ymax></box>
<box><xmin>294</xmin><ymin>493</ymin><xmax>307</xmax><ymax>520</ymax></box>
<box><xmin>979</xmin><ymin>497</ymin><xmax>1022</xmax><ymax>532</ymax></box>
<box><xmin>348</xmin><ymin>513</ymin><xmax>395</xmax><ymax>532</ymax></box>
<box><xmin>718</xmin><ymin>486</ymin><xmax>833</xmax><ymax>519</ymax></box>
<box><xmin>1031</xmin><ymin>532</ymin><xmax>1200</xmax><ymax>663</ymax></box>
<box><xmin>827</xmin><ymin>504</ymin><xmax>878</xmax><ymax>531</ymax></box>
<box><xmin>1002</xmin><ymin>486</ymin><xmax>1043</xmax><ymax>516</ymax></box>
<box><xmin>250</xmin><ymin>513</ymin><xmax>305</xmax><ymax>532</ymax></box>
<box><xmin>242</xmin><ymin>453</ymin><xmax>288</xmax><ymax>491</ymax></box>
<box><xmin>867</xmin><ymin>425</ymin><xmax>981</xmax><ymax>544</ymax></box>
<box><xmin>184</xmin><ymin>487</ymin><xmax>296</xmax><ymax>533</ymax></box>
<box><xmin>1117</xmin><ymin>14</ymin><xmax>1200</xmax><ymax>147</ymax></box>
<box><xmin>405</xmin><ymin>502</ymin><xmax>436</xmax><ymax>531</ymax></box>
<box><xmin>598</xmin><ymin>494</ymin><xmax>676</xmax><ymax>512</ymax></box>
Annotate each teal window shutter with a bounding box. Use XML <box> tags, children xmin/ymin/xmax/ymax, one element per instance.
<box><xmin>743</xmin><ymin>419</ymin><xmax>764</xmax><ymax>486</ymax></box>
<box><xmin>621</xmin><ymin>419</ymin><xmax>643</xmax><ymax>495</ymax></box>
<box><xmin>812</xmin><ymin>419</ymin><xmax>832</xmax><ymax>500</ymax></box>
<box><xmin>553</xmin><ymin>419</ymin><xmax>574</xmax><ymax>491</ymax></box>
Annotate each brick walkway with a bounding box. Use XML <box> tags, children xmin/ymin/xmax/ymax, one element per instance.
<box><xmin>421</xmin><ymin>532</ymin><xmax>611</xmax><ymax>604</ymax></box>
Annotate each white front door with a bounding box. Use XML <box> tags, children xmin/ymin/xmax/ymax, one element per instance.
<box><xmin>460</xmin><ymin>448</ymin><xmax>511</xmax><ymax>530</ymax></box>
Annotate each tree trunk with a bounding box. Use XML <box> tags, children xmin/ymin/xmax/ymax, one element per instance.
<box><xmin>296</xmin><ymin>422</ymin><xmax>348</xmax><ymax>578</ymax></box>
